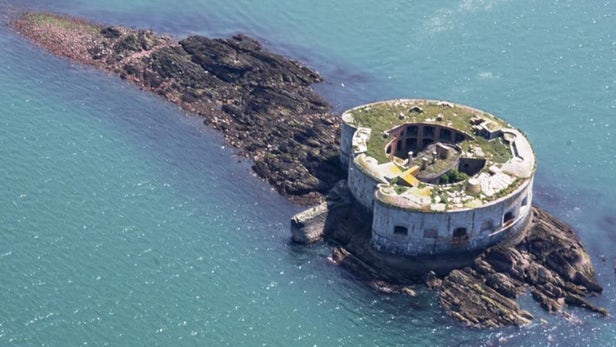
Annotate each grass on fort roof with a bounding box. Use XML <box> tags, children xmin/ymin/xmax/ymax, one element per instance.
<box><xmin>349</xmin><ymin>101</ymin><xmax>512</xmax><ymax>164</ymax></box>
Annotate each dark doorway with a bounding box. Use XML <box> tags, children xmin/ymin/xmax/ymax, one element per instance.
<box><xmin>453</xmin><ymin>227</ymin><xmax>467</xmax><ymax>238</ymax></box>
<box><xmin>440</xmin><ymin>128</ymin><xmax>452</xmax><ymax>142</ymax></box>
<box><xmin>421</xmin><ymin>138</ymin><xmax>433</xmax><ymax>150</ymax></box>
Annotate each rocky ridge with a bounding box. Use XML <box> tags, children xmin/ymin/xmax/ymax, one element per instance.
<box><xmin>438</xmin><ymin>207</ymin><xmax>607</xmax><ymax>327</ymax></box>
<box><xmin>12</xmin><ymin>12</ymin><xmax>343</xmax><ymax>205</ymax></box>
<box><xmin>319</xmin><ymin>183</ymin><xmax>607</xmax><ymax>328</ymax></box>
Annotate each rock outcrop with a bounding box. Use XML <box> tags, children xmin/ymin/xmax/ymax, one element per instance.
<box><xmin>307</xmin><ymin>183</ymin><xmax>607</xmax><ymax>328</ymax></box>
<box><xmin>438</xmin><ymin>208</ymin><xmax>607</xmax><ymax>328</ymax></box>
<box><xmin>12</xmin><ymin>12</ymin><xmax>344</xmax><ymax>205</ymax></box>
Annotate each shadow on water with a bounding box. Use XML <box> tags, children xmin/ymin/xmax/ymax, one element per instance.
<box><xmin>597</xmin><ymin>215</ymin><xmax>616</xmax><ymax>241</ymax></box>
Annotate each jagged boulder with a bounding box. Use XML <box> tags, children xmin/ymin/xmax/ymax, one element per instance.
<box><xmin>439</xmin><ymin>269</ymin><xmax>533</xmax><ymax>328</ymax></box>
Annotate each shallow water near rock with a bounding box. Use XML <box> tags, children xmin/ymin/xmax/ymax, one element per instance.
<box><xmin>1</xmin><ymin>0</ymin><xmax>616</xmax><ymax>345</ymax></box>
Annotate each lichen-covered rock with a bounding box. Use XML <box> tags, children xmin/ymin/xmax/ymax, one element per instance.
<box><xmin>484</xmin><ymin>272</ymin><xmax>524</xmax><ymax>299</ymax></box>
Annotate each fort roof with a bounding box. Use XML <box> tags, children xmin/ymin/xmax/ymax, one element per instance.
<box><xmin>342</xmin><ymin>99</ymin><xmax>536</xmax><ymax>212</ymax></box>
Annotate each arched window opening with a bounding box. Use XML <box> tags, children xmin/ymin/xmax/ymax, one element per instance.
<box><xmin>503</xmin><ymin>211</ymin><xmax>515</xmax><ymax>226</ymax></box>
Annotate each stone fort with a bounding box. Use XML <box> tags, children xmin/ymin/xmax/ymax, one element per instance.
<box><xmin>337</xmin><ymin>99</ymin><xmax>536</xmax><ymax>257</ymax></box>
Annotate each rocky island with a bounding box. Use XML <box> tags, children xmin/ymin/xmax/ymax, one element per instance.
<box><xmin>11</xmin><ymin>11</ymin><xmax>608</xmax><ymax>328</ymax></box>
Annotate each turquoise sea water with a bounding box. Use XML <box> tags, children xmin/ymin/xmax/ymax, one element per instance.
<box><xmin>1</xmin><ymin>0</ymin><xmax>615</xmax><ymax>345</ymax></box>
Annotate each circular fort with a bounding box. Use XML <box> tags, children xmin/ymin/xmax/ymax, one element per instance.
<box><xmin>340</xmin><ymin>99</ymin><xmax>536</xmax><ymax>257</ymax></box>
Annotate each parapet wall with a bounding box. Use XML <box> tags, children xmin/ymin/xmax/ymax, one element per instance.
<box><xmin>339</xmin><ymin>112</ymin><xmax>357</xmax><ymax>168</ymax></box>
<box><xmin>347</xmin><ymin>155</ymin><xmax>383</xmax><ymax>211</ymax></box>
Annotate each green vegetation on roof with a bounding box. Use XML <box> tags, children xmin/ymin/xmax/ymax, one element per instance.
<box><xmin>347</xmin><ymin>100</ymin><xmax>513</xmax><ymax>164</ymax></box>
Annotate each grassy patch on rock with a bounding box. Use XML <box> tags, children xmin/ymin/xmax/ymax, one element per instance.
<box><xmin>21</xmin><ymin>12</ymin><xmax>101</xmax><ymax>34</ymax></box>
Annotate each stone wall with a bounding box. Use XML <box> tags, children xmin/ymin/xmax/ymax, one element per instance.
<box><xmin>370</xmin><ymin>178</ymin><xmax>533</xmax><ymax>256</ymax></box>
<box><xmin>386</xmin><ymin>123</ymin><xmax>471</xmax><ymax>156</ymax></box>
<box><xmin>339</xmin><ymin>112</ymin><xmax>357</xmax><ymax>168</ymax></box>
<box><xmin>347</xmin><ymin>157</ymin><xmax>382</xmax><ymax>211</ymax></box>
<box><xmin>290</xmin><ymin>202</ymin><xmax>328</xmax><ymax>243</ymax></box>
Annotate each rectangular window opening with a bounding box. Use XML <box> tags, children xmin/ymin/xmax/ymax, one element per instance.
<box><xmin>393</xmin><ymin>226</ymin><xmax>408</xmax><ymax>236</ymax></box>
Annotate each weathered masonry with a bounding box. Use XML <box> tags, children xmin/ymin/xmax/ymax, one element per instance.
<box><xmin>341</xmin><ymin>99</ymin><xmax>536</xmax><ymax>257</ymax></box>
